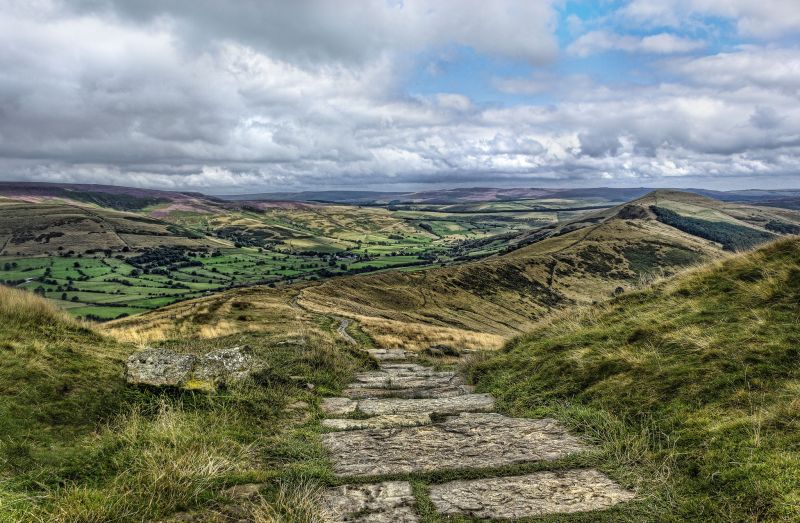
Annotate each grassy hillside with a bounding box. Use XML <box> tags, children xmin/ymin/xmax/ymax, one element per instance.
<box><xmin>297</xmin><ymin>191</ymin><xmax>800</xmax><ymax>352</ymax></box>
<box><xmin>0</xmin><ymin>286</ymin><xmax>369</xmax><ymax>522</ymax></box>
<box><xmin>467</xmin><ymin>237</ymin><xmax>800</xmax><ymax>521</ymax></box>
<box><xmin>114</xmin><ymin>191</ymin><xmax>799</xmax><ymax>352</ymax></box>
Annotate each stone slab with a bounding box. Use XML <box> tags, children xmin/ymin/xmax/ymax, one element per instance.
<box><xmin>429</xmin><ymin>469</ymin><xmax>635</xmax><ymax>519</ymax></box>
<box><xmin>358</xmin><ymin>393</ymin><xmax>494</xmax><ymax>416</ymax></box>
<box><xmin>350</xmin><ymin>373</ymin><xmax>464</xmax><ymax>390</ymax></box>
<box><xmin>343</xmin><ymin>385</ymin><xmax>473</xmax><ymax>400</ymax></box>
<box><xmin>322</xmin><ymin>413</ymin><xmax>433</xmax><ymax>431</ymax></box>
<box><xmin>323</xmin><ymin>413</ymin><xmax>586</xmax><ymax>477</ymax></box>
<box><xmin>367</xmin><ymin>349</ymin><xmax>415</xmax><ymax>361</ymax></box>
<box><xmin>322</xmin><ymin>481</ymin><xmax>418</xmax><ymax>523</ymax></box>
<box><xmin>321</xmin><ymin>397</ymin><xmax>358</xmax><ymax>416</ymax></box>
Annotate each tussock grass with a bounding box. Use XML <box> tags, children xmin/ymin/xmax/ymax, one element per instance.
<box><xmin>0</xmin><ymin>285</ymin><xmax>75</xmax><ymax>326</ymax></box>
<box><xmin>247</xmin><ymin>481</ymin><xmax>331</xmax><ymax>523</ymax></box>
<box><xmin>468</xmin><ymin>238</ymin><xmax>800</xmax><ymax>521</ymax></box>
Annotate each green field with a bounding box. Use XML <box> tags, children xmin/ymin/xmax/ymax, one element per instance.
<box><xmin>0</xmin><ymin>197</ymin><xmax>577</xmax><ymax>320</ymax></box>
<box><xmin>3</xmin><ymin>190</ymin><xmax>798</xmax><ymax>322</ymax></box>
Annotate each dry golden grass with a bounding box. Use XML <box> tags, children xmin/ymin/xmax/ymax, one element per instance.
<box><xmin>248</xmin><ymin>482</ymin><xmax>331</xmax><ymax>523</ymax></box>
<box><xmin>358</xmin><ymin>316</ymin><xmax>505</xmax><ymax>351</ymax></box>
<box><xmin>0</xmin><ymin>285</ymin><xmax>75</xmax><ymax>326</ymax></box>
<box><xmin>104</xmin><ymin>286</ymin><xmax>309</xmax><ymax>345</ymax></box>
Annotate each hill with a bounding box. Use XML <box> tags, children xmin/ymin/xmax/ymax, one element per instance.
<box><xmin>293</xmin><ymin>190</ymin><xmax>798</xmax><ymax>350</ymax></box>
<box><xmin>468</xmin><ymin>237</ymin><xmax>800</xmax><ymax>521</ymax></box>
<box><xmin>0</xmin><ymin>183</ymin><xmax>607</xmax><ymax>320</ymax></box>
<box><xmin>107</xmin><ymin>190</ymin><xmax>800</xmax><ymax>351</ymax></box>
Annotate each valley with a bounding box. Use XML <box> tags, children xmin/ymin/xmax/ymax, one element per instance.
<box><xmin>0</xmin><ymin>184</ymin><xmax>646</xmax><ymax>320</ymax></box>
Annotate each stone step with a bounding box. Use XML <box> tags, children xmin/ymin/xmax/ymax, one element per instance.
<box><xmin>322</xmin><ymin>412</ymin><xmax>586</xmax><ymax>477</ymax></box>
<box><xmin>379</xmin><ymin>363</ymin><xmax>430</xmax><ymax>372</ymax></box>
<box><xmin>358</xmin><ymin>393</ymin><xmax>495</xmax><ymax>416</ymax></box>
<box><xmin>428</xmin><ymin>469</ymin><xmax>635</xmax><ymax>519</ymax></box>
<box><xmin>355</xmin><ymin>365</ymin><xmax>455</xmax><ymax>381</ymax></box>
<box><xmin>321</xmin><ymin>397</ymin><xmax>358</xmax><ymax>416</ymax></box>
<box><xmin>323</xmin><ymin>481</ymin><xmax>418</xmax><ymax>523</ymax></box>
<box><xmin>343</xmin><ymin>384</ymin><xmax>473</xmax><ymax>400</ymax></box>
<box><xmin>350</xmin><ymin>373</ymin><xmax>465</xmax><ymax>390</ymax></box>
<box><xmin>322</xmin><ymin>413</ymin><xmax>433</xmax><ymax>431</ymax></box>
<box><xmin>367</xmin><ymin>349</ymin><xmax>415</xmax><ymax>361</ymax></box>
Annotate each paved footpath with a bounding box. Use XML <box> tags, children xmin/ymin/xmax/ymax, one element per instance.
<box><xmin>319</xmin><ymin>349</ymin><xmax>634</xmax><ymax>522</ymax></box>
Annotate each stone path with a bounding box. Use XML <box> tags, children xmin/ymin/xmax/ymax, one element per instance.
<box><xmin>320</xmin><ymin>348</ymin><xmax>634</xmax><ymax>521</ymax></box>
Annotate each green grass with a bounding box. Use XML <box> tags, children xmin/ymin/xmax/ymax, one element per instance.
<box><xmin>0</xmin><ymin>286</ymin><xmax>371</xmax><ymax>522</ymax></box>
<box><xmin>466</xmin><ymin>238</ymin><xmax>800</xmax><ymax>522</ymax></box>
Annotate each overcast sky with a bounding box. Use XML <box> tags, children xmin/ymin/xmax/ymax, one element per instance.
<box><xmin>1</xmin><ymin>0</ymin><xmax>799</xmax><ymax>193</ymax></box>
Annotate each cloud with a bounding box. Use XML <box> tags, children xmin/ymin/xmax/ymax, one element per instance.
<box><xmin>666</xmin><ymin>47</ymin><xmax>800</xmax><ymax>92</ymax></box>
<box><xmin>0</xmin><ymin>1</ymin><xmax>798</xmax><ymax>192</ymax></box>
<box><xmin>67</xmin><ymin>0</ymin><xmax>560</xmax><ymax>65</ymax></box>
<box><xmin>620</xmin><ymin>0</ymin><xmax>800</xmax><ymax>38</ymax></box>
<box><xmin>568</xmin><ymin>30</ymin><xmax>705</xmax><ymax>57</ymax></box>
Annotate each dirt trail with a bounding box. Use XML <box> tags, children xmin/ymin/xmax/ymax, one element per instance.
<box><xmin>290</xmin><ymin>289</ymin><xmax>356</xmax><ymax>345</ymax></box>
<box><xmin>333</xmin><ymin>316</ymin><xmax>356</xmax><ymax>345</ymax></box>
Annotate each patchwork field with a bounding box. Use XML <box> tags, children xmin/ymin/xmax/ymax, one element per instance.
<box><xmin>0</xmin><ymin>192</ymin><xmax>620</xmax><ymax>320</ymax></box>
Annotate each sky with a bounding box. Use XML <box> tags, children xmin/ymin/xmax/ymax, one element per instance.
<box><xmin>1</xmin><ymin>1</ymin><xmax>799</xmax><ymax>194</ymax></box>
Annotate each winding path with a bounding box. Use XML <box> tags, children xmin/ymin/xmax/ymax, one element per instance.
<box><xmin>289</xmin><ymin>289</ymin><xmax>356</xmax><ymax>345</ymax></box>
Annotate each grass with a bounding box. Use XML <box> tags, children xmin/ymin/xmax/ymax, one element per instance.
<box><xmin>0</xmin><ymin>284</ymin><xmax>371</xmax><ymax>522</ymax></box>
<box><xmin>466</xmin><ymin>237</ymin><xmax>800</xmax><ymax>521</ymax></box>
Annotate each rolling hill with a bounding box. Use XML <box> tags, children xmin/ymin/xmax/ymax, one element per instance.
<box><xmin>293</xmin><ymin>190</ymin><xmax>799</xmax><ymax>349</ymax></box>
<box><xmin>469</xmin><ymin>236</ymin><xmax>800</xmax><ymax>521</ymax></box>
<box><xmin>107</xmin><ymin>190</ymin><xmax>800</xmax><ymax>351</ymax></box>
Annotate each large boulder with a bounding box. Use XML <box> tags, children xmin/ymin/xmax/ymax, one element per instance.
<box><xmin>194</xmin><ymin>346</ymin><xmax>253</xmax><ymax>383</ymax></box>
<box><xmin>126</xmin><ymin>346</ymin><xmax>253</xmax><ymax>390</ymax></box>
<box><xmin>125</xmin><ymin>349</ymin><xmax>195</xmax><ymax>387</ymax></box>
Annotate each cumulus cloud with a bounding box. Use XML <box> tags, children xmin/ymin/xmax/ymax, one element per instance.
<box><xmin>0</xmin><ymin>1</ymin><xmax>797</xmax><ymax>192</ymax></box>
<box><xmin>568</xmin><ymin>30</ymin><xmax>705</xmax><ymax>57</ymax></box>
<box><xmin>620</xmin><ymin>0</ymin><xmax>800</xmax><ymax>38</ymax></box>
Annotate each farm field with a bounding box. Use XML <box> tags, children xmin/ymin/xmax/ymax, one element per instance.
<box><xmin>1</xmin><ymin>190</ymin><xmax>621</xmax><ymax>320</ymax></box>
<box><xmin>3</xmin><ymin>186</ymin><xmax>800</xmax><ymax>322</ymax></box>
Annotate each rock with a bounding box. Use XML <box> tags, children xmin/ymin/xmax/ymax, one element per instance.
<box><xmin>126</xmin><ymin>346</ymin><xmax>253</xmax><ymax>390</ymax></box>
<box><xmin>422</xmin><ymin>345</ymin><xmax>461</xmax><ymax>357</ymax></box>
<box><xmin>322</xmin><ymin>412</ymin><xmax>586</xmax><ymax>477</ymax></box>
<box><xmin>322</xmin><ymin>413</ymin><xmax>432</xmax><ymax>431</ymax></box>
<box><xmin>321</xmin><ymin>397</ymin><xmax>358</xmax><ymax>416</ymax></box>
<box><xmin>125</xmin><ymin>349</ymin><xmax>195</xmax><ymax>387</ymax></box>
<box><xmin>193</xmin><ymin>346</ymin><xmax>253</xmax><ymax>384</ymax></box>
<box><xmin>429</xmin><ymin>469</ymin><xmax>635</xmax><ymax>519</ymax></box>
<box><xmin>322</xmin><ymin>481</ymin><xmax>418</xmax><ymax>523</ymax></box>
